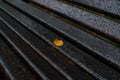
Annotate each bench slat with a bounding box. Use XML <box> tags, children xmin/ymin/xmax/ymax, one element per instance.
<box><xmin>0</xmin><ymin>37</ymin><xmax>41</xmax><ymax>80</ymax></box>
<box><xmin>63</xmin><ymin>0</ymin><xmax>120</xmax><ymax>19</ymax></box>
<box><xmin>29</xmin><ymin>0</ymin><xmax>120</xmax><ymax>43</ymax></box>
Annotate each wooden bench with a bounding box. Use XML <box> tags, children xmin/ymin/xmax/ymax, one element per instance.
<box><xmin>0</xmin><ymin>0</ymin><xmax>120</xmax><ymax>80</ymax></box>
